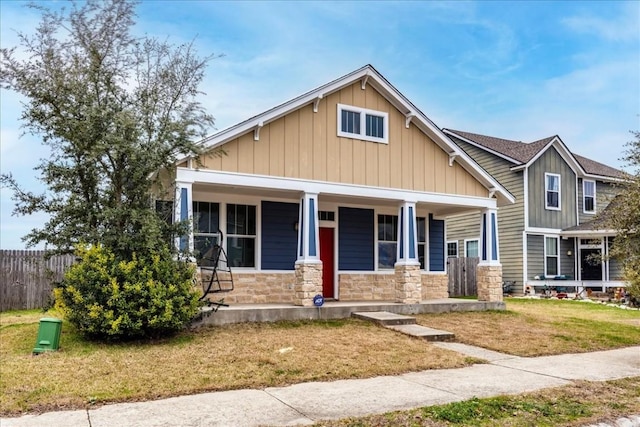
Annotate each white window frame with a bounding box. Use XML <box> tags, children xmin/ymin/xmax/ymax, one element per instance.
<box><xmin>337</xmin><ymin>103</ymin><xmax>389</xmax><ymax>144</ymax></box>
<box><xmin>192</xmin><ymin>201</ymin><xmax>221</xmax><ymax>265</ymax></box>
<box><xmin>226</xmin><ymin>203</ymin><xmax>258</xmax><ymax>269</ymax></box>
<box><xmin>446</xmin><ymin>240</ymin><xmax>458</xmax><ymax>258</ymax></box>
<box><xmin>545</xmin><ymin>173</ymin><xmax>561</xmax><ymax>211</ymax></box>
<box><xmin>544</xmin><ymin>235</ymin><xmax>560</xmax><ymax>277</ymax></box>
<box><xmin>583</xmin><ymin>179</ymin><xmax>596</xmax><ymax>214</ymax></box>
<box><xmin>377</xmin><ymin>213</ymin><xmax>398</xmax><ymax>270</ymax></box>
<box><xmin>464</xmin><ymin>238</ymin><xmax>479</xmax><ymax>258</ymax></box>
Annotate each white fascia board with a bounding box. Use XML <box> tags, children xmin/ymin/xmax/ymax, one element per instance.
<box><xmin>524</xmin><ymin>226</ymin><xmax>563</xmax><ymax>234</ymax></box>
<box><xmin>177</xmin><ymin>65</ymin><xmax>513</xmax><ymax>206</ymax></box>
<box><xmin>582</xmin><ymin>173</ymin><xmax>626</xmax><ymax>183</ymax></box>
<box><xmin>443</xmin><ymin>129</ymin><xmax>522</xmax><ymax>165</ymax></box>
<box><xmin>176</xmin><ymin>168</ymin><xmax>498</xmax><ymax>210</ymax></box>
<box><xmin>519</xmin><ymin>137</ymin><xmax>585</xmax><ymax>176</ymax></box>
<box><xmin>176</xmin><ymin>66</ymin><xmax>375</xmax><ymax>163</ymax></box>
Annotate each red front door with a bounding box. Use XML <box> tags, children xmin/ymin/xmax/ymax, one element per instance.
<box><xmin>319</xmin><ymin>227</ymin><xmax>334</xmax><ymax>298</ymax></box>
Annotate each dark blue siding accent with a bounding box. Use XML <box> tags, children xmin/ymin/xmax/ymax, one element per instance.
<box><xmin>261</xmin><ymin>201</ymin><xmax>299</xmax><ymax>270</ymax></box>
<box><xmin>429</xmin><ymin>214</ymin><xmax>445</xmax><ymax>271</ymax></box>
<box><xmin>482</xmin><ymin>213</ymin><xmax>487</xmax><ymax>260</ymax></box>
<box><xmin>179</xmin><ymin>188</ymin><xmax>188</xmax><ymax>251</ymax></box>
<box><xmin>339</xmin><ymin>207</ymin><xmax>374</xmax><ymax>271</ymax></box>
<box><xmin>491</xmin><ymin>213</ymin><xmax>498</xmax><ymax>260</ymax></box>
<box><xmin>309</xmin><ymin>198</ymin><xmax>317</xmax><ymax>256</ymax></box>
<box><xmin>408</xmin><ymin>206</ymin><xmax>415</xmax><ymax>259</ymax></box>
<box><xmin>399</xmin><ymin>207</ymin><xmax>405</xmax><ymax>259</ymax></box>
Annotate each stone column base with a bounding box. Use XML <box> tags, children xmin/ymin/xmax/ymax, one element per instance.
<box><xmin>477</xmin><ymin>264</ymin><xmax>503</xmax><ymax>302</ymax></box>
<box><xmin>394</xmin><ymin>263</ymin><xmax>422</xmax><ymax>304</ymax></box>
<box><xmin>294</xmin><ymin>261</ymin><xmax>323</xmax><ymax>306</ymax></box>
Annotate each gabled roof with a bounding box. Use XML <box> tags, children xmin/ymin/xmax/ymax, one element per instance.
<box><xmin>180</xmin><ymin>65</ymin><xmax>515</xmax><ymax>206</ymax></box>
<box><xmin>444</xmin><ymin>129</ymin><xmax>623</xmax><ymax>181</ymax></box>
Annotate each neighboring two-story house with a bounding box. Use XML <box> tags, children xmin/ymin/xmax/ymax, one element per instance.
<box><xmin>444</xmin><ymin>129</ymin><xmax>625</xmax><ymax>295</ymax></box>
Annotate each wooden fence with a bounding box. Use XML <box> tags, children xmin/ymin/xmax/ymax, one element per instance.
<box><xmin>447</xmin><ymin>257</ymin><xmax>479</xmax><ymax>297</ymax></box>
<box><xmin>0</xmin><ymin>250</ymin><xmax>75</xmax><ymax>311</ymax></box>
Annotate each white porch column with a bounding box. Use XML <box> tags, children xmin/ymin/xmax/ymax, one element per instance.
<box><xmin>294</xmin><ymin>192</ymin><xmax>322</xmax><ymax>306</ymax></box>
<box><xmin>395</xmin><ymin>201</ymin><xmax>421</xmax><ymax>304</ymax></box>
<box><xmin>296</xmin><ymin>192</ymin><xmax>320</xmax><ymax>261</ymax></box>
<box><xmin>478</xmin><ymin>207</ymin><xmax>502</xmax><ymax>302</ymax></box>
<box><xmin>174</xmin><ymin>180</ymin><xmax>194</xmax><ymax>256</ymax></box>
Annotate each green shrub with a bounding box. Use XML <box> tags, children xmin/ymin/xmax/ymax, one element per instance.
<box><xmin>55</xmin><ymin>245</ymin><xmax>200</xmax><ymax>340</ymax></box>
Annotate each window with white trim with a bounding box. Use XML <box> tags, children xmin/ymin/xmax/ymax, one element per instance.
<box><xmin>545</xmin><ymin>173</ymin><xmax>561</xmax><ymax>210</ymax></box>
<box><xmin>193</xmin><ymin>201</ymin><xmax>220</xmax><ymax>266</ymax></box>
<box><xmin>545</xmin><ymin>236</ymin><xmax>559</xmax><ymax>276</ymax></box>
<box><xmin>447</xmin><ymin>241</ymin><xmax>458</xmax><ymax>258</ymax></box>
<box><xmin>465</xmin><ymin>239</ymin><xmax>479</xmax><ymax>258</ymax></box>
<box><xmin>226</xmin><ymin>204</ymin><xmax>256</xmax><ymax>267</ymax></box>
<box><xmin>377</xmin><ymin>214</ymin><xmax>397</xmax><ymax>269</ymax></box>
<box><xmin>583</xmin><ymin>180</ymin><xmax>596</xmax><ymax>214</ymax></box>
<box><xmin>417</xmin><ymin>217</ymin><xmax>426</xmax><ymax>269</ymax></box>
<box><xmin>337</xmin><ymin>103</ymin><xmax>388</xmax><ymax>144</ymax></box>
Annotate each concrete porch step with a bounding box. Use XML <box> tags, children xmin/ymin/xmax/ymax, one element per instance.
<box><xmin>387</xmin><ymin>324</ymin><xmax>455</xmax><ymax>342</ymax></box>
<box><xmin>352</xmin><ymin>311</ymin><xmax>416</xmax><ymax>326</ymax></box>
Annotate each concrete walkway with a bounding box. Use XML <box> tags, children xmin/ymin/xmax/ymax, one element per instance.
<box><xmin>3</xmin><ymin>345</ymin><xmax>639</xmax><ymax>427</ymax></box>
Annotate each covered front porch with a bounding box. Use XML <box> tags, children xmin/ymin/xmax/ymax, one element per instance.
<box><xmin>174</xmin><ymin>167</ymin><xmax>505</xmax><ymax>306</ymax></box>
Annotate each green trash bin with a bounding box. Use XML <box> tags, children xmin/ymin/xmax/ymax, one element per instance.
<box><xmin>33</xmin><ymin>318</ymin><xmax>63</xmax><ymax>354</ymax></box>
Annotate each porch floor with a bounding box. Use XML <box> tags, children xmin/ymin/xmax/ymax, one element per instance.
<box><xmin>193</xmin><ymin>298</ymin><xmax>505</xmax><ymax>327</ymax></box>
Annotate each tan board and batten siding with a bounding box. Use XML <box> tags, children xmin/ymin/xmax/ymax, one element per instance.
<box><xmin>528</xmin><ymin>147</ymin><xmax>577</xmax><ymax>229</ymax></box>
<box><xmin>196</xmin><ymin>82</ymin><xmax>487</xmax><ymax>198</ymax></box>
<box><xmin>445</xmin><ymin>136</ymin><xmax>525</xmax><ymax>290</ymax></box>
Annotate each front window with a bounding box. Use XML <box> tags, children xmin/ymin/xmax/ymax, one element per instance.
<box><xmin>583</xmin><ymin>180</ymin><xmax>595</xmax><ymax>213</ymax></box>
<box><xmin>545</xmin><ymin>236</ymin><xmax>559</xmax><ymax>276</ymax></box>
<box><xmin>545</xmin><ymin>173</ymin><xmax>561</xmax><ymax>210</ymax></box>
<box><xmin>447</xmin><ymin>241</ymin><xmax>458</xmax><ymax>258</ymax></box>
<box><xmin>378</xmin><ymin>214</ymin><xmax>397</xmax><ymax>269</ymax></box>
<box><xmin>465</xmin><ymin>239</ymin><xmax>479</xmax><ymax>258</ymax></box>
<box><xmin>192</xmin><ymin>201</ymin><xmax>220</xmax><ymax>266</ymax></box>
<box><xmin>226</xmin><ymin>204</ymin><xmax>256</xmax><ymax>267</ymax></box>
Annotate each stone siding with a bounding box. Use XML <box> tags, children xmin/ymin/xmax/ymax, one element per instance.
<box><xmin>199</xmin><ymin>271</ymin><xmax>296</xmax><ymax>304</ymax></box>
<box><xmin>338</xmin><ymin>273</ymin><xmax>395</xmax><ymax>301</ymax></box>
<box><xmin>421</xmin><ymin>273</ymin><xmax>449</xmax><ymax>300</ymax></box>
<box><xmin>477</xmin><ymin>264</ymin><xmax>503</xmax><ymax>302</ymax></box>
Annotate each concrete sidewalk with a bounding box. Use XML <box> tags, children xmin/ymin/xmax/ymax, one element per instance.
<box><xmin>3</xmin><ymin>345</ymin><xmax>639</xmax><ymax>427</ymax></box>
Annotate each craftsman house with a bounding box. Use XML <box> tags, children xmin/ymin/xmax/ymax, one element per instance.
<box><xmin>166</xmin><ymin>65</ymin><xmax>515</xmax><ymax>306</ymax></box>
<box><xmin>444</xmin><ymin>129</ymin><xmax>625</xmax><ymax>295</ymax></box>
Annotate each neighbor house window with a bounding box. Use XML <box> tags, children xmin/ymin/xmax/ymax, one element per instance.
<box><xmin>417</xmin><ymin>217</ymin><xmax>426</xmax><ymax>269</ymax></box>
<box><xmin>545</xmin><ymin>173</ymin><xmax>561</xmax><ymax>210</ymax></box>
<box><xmin>192</xmin><ymin>201</ymin><xmax>220</xmax><ymax>265</ymax></box>
<box><xmin>447</xmin><ymin>241</ymin><xmax>458</xmax><ymax>258</ymax></box>
<box><xmin>337</xmin><ymin>104</ymin><xmax>388</xmax><ymax>144</ymax></box>
<box><xmin>583</xmin><ymin>180</ymin><xmax>596</xmax><ymax>214</ymax></box>
<box><xmin>227</xmin><ymin>204</ymin><xmax>256</xmax><ymax>267</ymax></box>
<box><xmin>378</xmin><ymin>214</ymin><xmax>397</xmax><ymax>269</ymax></box>
<box><xmin>545</xmin><ymin>236</ymin><xmax>559</xmax><ymax>276</ymax></box>
<box><xmin>465</xmin><ymin>239</ymin><xmax>479</xmax><ymax>258</ymax></box>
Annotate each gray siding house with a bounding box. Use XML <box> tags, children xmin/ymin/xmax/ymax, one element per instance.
<box><xmin>443</xmin><ymin>129</ymin><xmax>625</xmax><ymax>295</ymax></box>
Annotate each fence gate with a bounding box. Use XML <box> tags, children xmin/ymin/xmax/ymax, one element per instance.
<box><xmin>447</xmin><ymin>257</ymin><xmax>479</xmax><ymax>297</ymax></box>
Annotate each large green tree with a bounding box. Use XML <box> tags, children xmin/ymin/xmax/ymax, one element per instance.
<box><xmin>607</xmin><ymin>131</ymin><xmax>640</xmax><ymax>303</ymax></box>
<box><xmin>1</xmin><ymin>0</ymin><xmax>214</xmax><ymax>258</ymax></box>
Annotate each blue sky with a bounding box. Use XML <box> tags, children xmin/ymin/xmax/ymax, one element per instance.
<box><xmin>1</xmin><ymin>0</ymin><xmax>639</xmax><ymax>249</ymax></box>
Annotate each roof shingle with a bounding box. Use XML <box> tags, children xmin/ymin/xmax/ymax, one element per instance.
<box><xmin>446</xmin><ymin>129</ymin><xmax>623</xmax><ymax>179</ymax></box>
